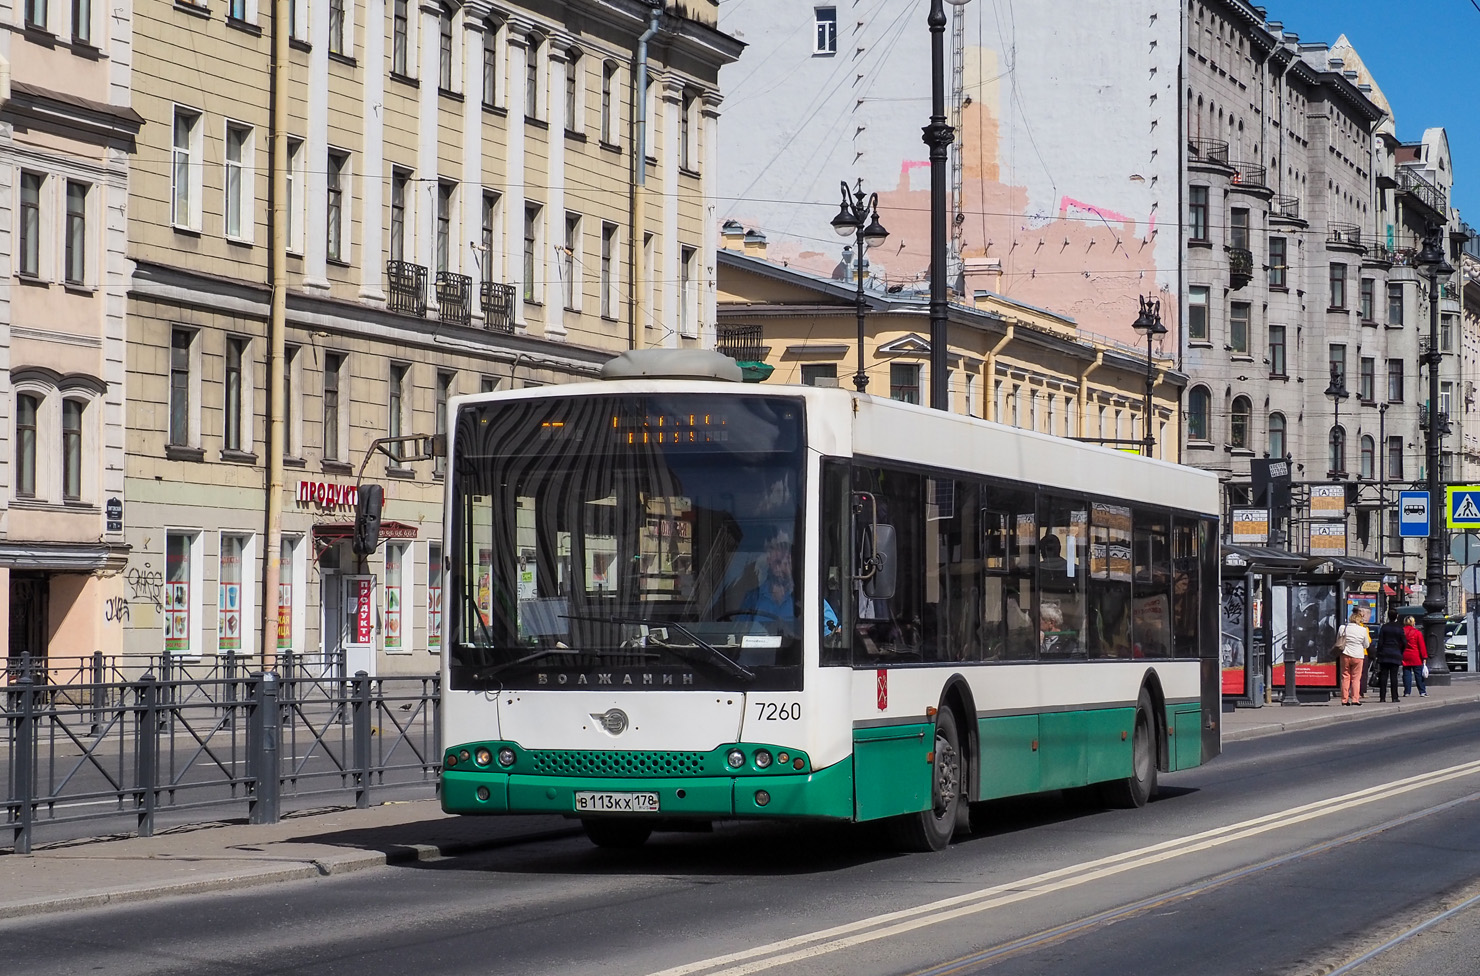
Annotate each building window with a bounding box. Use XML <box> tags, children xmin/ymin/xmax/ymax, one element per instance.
<box><xmin>224</xmin><ymin>124</ymin><xmax>251</xmax><ymax>241</ymax></box>
<box><xmin>565</xmin><ymin>50</ymin><xmax>581</xmax><ymax>131</ymax></box>
<box><xmin>526</xmin><ymin>33</ymin><xmax>544</xmax><ymax>119</ymax></box>
<box><xmin>328</xmin><ymin>0</ymin><xmax>345</xmax><ymax>54</ymax></box>
<box><xmin>480</xmin><ymin>191</ymin><xmax>500</xmax><ymax>282</ymax></box>
<box><xmin>286</xmin><ymin>138</ymin><xmax>304</xmax><ymax>252</ymax></box>
<box><xmin>801</xmin><ymin>364</ymin><xmax>838</xmax><ymax>387</ymax></box>
<box><xmin>1329</xmin><ymin>263</ymin><xmax>1346</xmax><ymax>309</ymax></box>
<box><xmin>73</xmin><ymin>0</ymin><xmax>91</xmax><ymax>42</ymax></box>
<box><xmin>1229</xmin><ymin>302</ymin><xmax>1250</xmax><ymax>354</ymax></box>
<box><xmin>1329</xmin><ymin>344</ymin><xmax>1347</xmax><ymax>389</ymax></box>
<box><xmin>814</xmin><ymin>7</ymin><xmax>837</xmax><ymax>54</ymax></box>
<box><xmin>438</xmin><ymin>4</ymin><xmax>454</xmax><ymax>90</ymax></box>
<box><xmin>218</xmin><ymin>533</ymin><xmax>251</xmax><ymax>654</ymax></box>
<box><xmin>1387</xmin><ymin>436</ymin><xmax>1404</xmax><ymax>480</ymax></box>
<box><xmin>1269</xmin><ymin>236</ymin><xmax>1287</xmax><ymax>288</ymax></box>
<box><xmin>435</xmin><ymin>371</ymin><xmax>452</xmax><ymax>479</ymax></box>
<box><xmin>561</xmin><ymin>212</ymin><xmax>580</xmax><ymax>310</ymax></box>
<box><xmin>482</xmin><ymin>24</ymin><xmax>499</xmax><ymax>106</ymax></box>
<box><xmin>62</xmin><ymin>398</ymin><xmax>84</xmax><ymax>500</ymax></box>
<box><xmin>1387</xmin><ymin>509</ymin><xmax>1403</xmax><ymax>553</ymax></box>
<box><xmin>388</xmin><ymin>363</ymin><xmax>408</xmax><ymax>452</ymax></box>
<box><xmin>1387</xmin><ymin>282</ymin><xmax>1403</xmax><ymax>326</ymax></box>
<box><xmin>1329</xmin><ymin>427</ymin><xmax>1346</xmax><ymax>476</ymax></box>
<box><xmin>1188</xmin><ymin>186</ymin><xmax>1208</xmax><ymax>241</ymax></box>
<box><xmin>1360</xmin><ymin>435</ymin><xmax>1375</xmax><ymax>480</ymax></box>
<box><xmin>15</xmin><ymin>394</ymin><xmax>38</xmax><ymax>498</ymax></box>
<box><xmin>279</xmin><ymin>536</ymin><xmax>301</xmax><ymax>651</ymax></box>
<box><xmin>1441</xmin><ymin>380</ymin><xmax>1455</xmax><ymax>421</ymax></box>
<box><xmin>1442</xmin><ymin>313</ymin><xmax>1456</xmax><ymax>352</ymax></box>
<box><xmin>25</xmin><ymin>0</ymin><xmax>46</xmax><ymax>31</ymax></box>
<box><xmin>165</xmin><ymin>532</ymin><xmax>198</xmax><ymax>656</ymax></box>
<box><xmin>284</xmin><ymin>345</ymin><xmax>299</xmax><ymax>458</ymax></box>
<box><xmin>172</xmin><ymin>108</ymin><xmax>202</xmax><ymax>230</ymax></box>
<box><xmin>326</xmin><ymin>151</ymin><xmax>347</xmax><ymax>262</ymax></box>
<box><xmin>428</xmin><ymin>543</ymin><xmax>443</xmax><ymax>652</ymax></box>
<box><xmin>1187</xmin><ymin>386</ymin><xmax>1210</xmax><ymax>441</ymax></box>
<box><xmin>1268</xmin><ymin>324</ymin><xmax>1286</xmax><ymax>376</ymax></box>
<box><xmin>679</xmin><ymin>245</ymin><xmax>698</xmax><ymax>338</ymax></box>
<box><xmin>64</xmin><ymin>180</ymin><xmax>87</xmax><ymax>286</ymax></box>
<box><xmin>436</xmin><ymin>182</ymin><xmax>455</xmax><ymax>274</ymax></box>
<box><xmin>680</xmin><ymin>91</ymin><xmax>696</xmax><ymax>171</ymax></box>
<box><xmin>890</xmin><ymin>363</ymin><xmax>921</xmax><ymax>404</ymax></box>
<box><xmin>170</xmin><ymin>328</ymin><xmax>196</xmax><ymax>447</ymax></box>
<box><xmin>1268</xmin><ymin>412</ymin><xmax>1286</xmax><ymax>459</ymax></box>
<box><xmin>600</xmin><ymin>222</ymin><xmax>618</xmax><ymax>319</ymax></box>
<box><xmin>1360</xmin><ymin>357</ymin><xmax>1375</xmax><ymax>403</ymax></box>
<box><xmin>224</xmin><ymin>336</ymin><xmax>247</xmax><ymax>453</ymax></box>
<box><xmin>1230</xmin><ymin>395</ymin><xmax>1251</xmax><ymax>449</ymax></box>
<box><xmin>523</xmin><ymin>203</ymin><xmax>541</xmax><ymax>302</ymax></box>
<box><xmin>323</xmin><ymin>352</ymin><xmax>343</xmax><ymax>461</ymax></box>
<box><xmin>1187</xmin><ymin>286</ymin><xmax>1209</xmax><ymax>341</ymax></box>
<box><xmin>393</xmin><ymin>0</ymin><xmax>409</xmax><ymax>75</ymax></box>
<box><xmin>390</xmin><ymin>169</ymin><xmax>409</xmax><ymax>263</ymax></box>
<box><xmin>227</xmin><ymin>0</ymin><xmax>246</xmax><ymax>20</ymax></box>
<box><xmin>1387</xmin><ymin>359</ymin><xmax>1404</xmax><ymax>402</ymax></box>
<box><xmin>19</xmin><ymin>172</ymin><xmax>43</xmax><ymax>277</ymax></box>
<box><xmin>1360</xmin><ymin>277</ymin><xmax>1375</xmax><ymax>321</ymax></box>
<box><xmin>384</xmin><ymin>542</ymin><xmax>409</xmax><ymax>651</ymax></box>
<box><xmin>601</xmin><ymin>61</ymin><xmax>618</xmax><ymax>143</ymax></box>
<box><xmin>1229</xmin><ymin>207</ymin><xmax>1249</xmax><ymax>250</ymax></box>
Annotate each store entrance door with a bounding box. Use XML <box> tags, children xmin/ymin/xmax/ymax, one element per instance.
<box><xmin>8</xmin><ymin>573</ymin><xmax>50</xmax><ymax>667</ymax></box>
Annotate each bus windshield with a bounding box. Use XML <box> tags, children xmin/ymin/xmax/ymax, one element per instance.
<box><xmin>448</xmin><ymin>393</ymin><xmax>807</xmax><ymax>692</ymax></box>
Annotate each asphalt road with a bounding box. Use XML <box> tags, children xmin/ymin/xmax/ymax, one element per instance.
<box><xmin>6</xmin><ymin>701</ymin><xmax>1480</xmax><ymax>976</ymax></box>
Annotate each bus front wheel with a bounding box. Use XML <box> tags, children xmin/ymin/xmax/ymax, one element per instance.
<box><xmin>890</xmin><ymin>708</ymin><xmax>963</xmax><ymax>852</ymax></box>
<box><xmin>1098</xmin><ymin>690</ymin><xmax>1158</xmax><ymax>809</ymax></box>
<box><xmin>582</xmin><ymin>818</ymin><xmax>654</xmax><ymax>849</ymax></box>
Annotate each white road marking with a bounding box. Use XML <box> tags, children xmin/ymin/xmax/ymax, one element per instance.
<box><xmin>647</xmin><ymin>759</ymin><xmax>1480</xmax><ymax>976</ymax></box>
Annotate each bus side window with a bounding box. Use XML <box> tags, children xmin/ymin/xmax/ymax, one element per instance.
<box><xmin>820</xmin><ymin>461</ymin><xmax>851</xmax><ymax>667</ymax></box>
<box><xmin>852</xmin><ymin>466</ymin><xmax>926</xmax><ymax>663</ymax></box>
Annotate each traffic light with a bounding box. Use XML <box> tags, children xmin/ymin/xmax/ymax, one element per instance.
<box><xmin>353</xmin><ymin>484</ymin><xmax>384</xmax><ymax>556</ymax></box>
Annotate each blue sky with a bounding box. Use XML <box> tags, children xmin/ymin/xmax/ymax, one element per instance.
<box><xmin>1277</xmin><ymin>1</ymin><xmax>1478</xmax><ymax>221</ymax></box>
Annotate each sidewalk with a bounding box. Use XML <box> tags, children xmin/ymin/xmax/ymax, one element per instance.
<box><xmin>3</xmin><ymin>674</ymin><xmax>1478</xmax><ymax>920</ymax></box>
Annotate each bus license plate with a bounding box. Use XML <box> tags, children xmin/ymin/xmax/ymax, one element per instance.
<box><xmin>574</xmin><ymin>791</ymin><xmax>660</xmax><ymax>813</ymax></box>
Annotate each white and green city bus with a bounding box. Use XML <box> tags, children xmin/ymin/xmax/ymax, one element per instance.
<box><xmin>440</xmin><ymin>350</ymin><xmax>1221</xmax><ymax>850</ymax></box>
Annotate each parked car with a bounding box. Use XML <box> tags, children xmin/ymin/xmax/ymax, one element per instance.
<box><xmin>1446</xmin><ymin>619</ymin><xmax>1470</xmax><ymax>672</ymax></box>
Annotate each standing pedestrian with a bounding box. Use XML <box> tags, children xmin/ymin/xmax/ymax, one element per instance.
<box><xmin>1336</xmin><ymin>608</ymin><xmax>1371</xmax><ymax>706</ymax></box>
<box><xmin>1401</xmin><ymin>614</ymin><xmax>1428</xmax><ymax>698</ymax></box>
<box><xmin>1372</xmin><ymin>609</ymin><xmax>1407</xmax><ymax>703</ymax></box>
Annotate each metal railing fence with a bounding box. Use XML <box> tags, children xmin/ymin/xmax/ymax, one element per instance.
<box><xmin>4</xmin><ymin>668</ymin><xmax>440</xmax><ymax>854</ymax></box>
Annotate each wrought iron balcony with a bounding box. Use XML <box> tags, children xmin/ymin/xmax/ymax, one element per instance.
<box><xmin>1226</xmin><ymin>246</ymin><xmax>1253</xmax><ymax>290</ymax></box>
<box><xmin>1229</xmin><ymin>161</ymin><xmax>1267</xmax><ymax>188</ymax></box>
<box><xmin>1187</xmin><ymin>137</ymin><xmax>1230</xmax><ymax>165</ymax></box>
<box><xmin>1396</xmin><ymin>168</ymin><xmax>1447</xmax><ymax>220</ymax></box>
<box><xmin>1364</xmin><ymin>242</ymin><xmax>1394</xmax><ymax>266</ymax></box>
<box><xmin>716</xmin><ymin>324</ymin><xmax>766</xmax><ymax>363</ymax></box>
<box><xmin>386</xmin><ymin>261</ymin><xmax>428</xmax><ymax>317</ymax></box>
<box><xmin>1273</xmin><ymin>195</ymin><xmax>1301</xmax><ymax>220</ymax></box>
<box><xmin>435</xmin><ymin>272</ymin><xmax>472</xmax><ymax>326</ymax></box>
<box><xmin>480</xmin><ymin>281</ymin><xmax>516</xmax><ymax>333</ymax></box>
<box><xmin>1328</xmin><ymin>223</ymin><xmax>1364</xmax><ymax>250</ymax></box>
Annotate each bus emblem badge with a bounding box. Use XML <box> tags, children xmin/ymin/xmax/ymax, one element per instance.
<box><xmin>592</xmin><ymin>709</ymin><xmax>629</xmax><ymax>735</ymax></box>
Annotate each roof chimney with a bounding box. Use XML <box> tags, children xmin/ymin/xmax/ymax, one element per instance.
<box><xmin>743</xmin><ymin>229</ymin><xmax>767</xmax><ymax>259</ymax></box>
<box><xmin>721</xmin><ymin>220</ymin><xmax>745</xmax><ymax>251</ymax></box>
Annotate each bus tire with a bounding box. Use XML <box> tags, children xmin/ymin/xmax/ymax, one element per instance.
<box><xmin>1098</xmin><ymin>690</ymin><xmax>1158</xmax><ymax>809</ymax></box>
<box><xmin>889</xmin><ymin>708</ymin><xmax>962</xmax><ymax>852</ymax></box>
<box><xmin>581</xmin><ymin>818</ymin><xmax>654</xmax><ymax>849</ymax></box>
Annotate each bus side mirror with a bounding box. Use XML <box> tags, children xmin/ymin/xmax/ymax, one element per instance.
<box><xmin>863</xmin><ymin>524</ymin><xmax>897</xmax><ymax>601</ymax></box>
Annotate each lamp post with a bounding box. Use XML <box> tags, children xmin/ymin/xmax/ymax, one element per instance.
<box><xmin>1132</xmin><ymin>296</ymin><xmax>1167</xmax><ymax>456</ymax></box>
<box><xmin>1324</xmin><ymin>362</ymin><xmax>1350</xmax><ymax>478</ymax></box>
<box><xmin>926</xmin><ymin>0</ymin><xmax>972</xmax><ymax>411</ymax></box>
<box><xmin>831</xmin><ymin>180</ymin><xmax>890</xmax><ymax>393</ymax></box>
<box><xmin>1419</xmin><ymin>227</ymin><xmax>1455</xmax><ymax>684</ymax></box>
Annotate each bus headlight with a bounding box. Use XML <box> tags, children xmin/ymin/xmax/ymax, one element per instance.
<box><xmin>497</xmin><ymin>747</ymin><xmax>516</xmax><ymax>767</ymax></box>
<box><xmin>459</xmin><ymin>749</ymin><xmax>472</xmax><ymax>763</ymax></box>
<box><xmin>727</xmin><ymin>749</ymin><xmax>745</xmax><ymax>769</ymax></box>
<box><xmin>754</xmin><ymin>790</ymin><xmax>771</xmax><ymax>807</ymax></box>
<box><xmin>475</xmin><ymin>748</ymin><xmax>493</xmax><ymax>766</ymax></box>
<box><xmin>777</xmin><ymin>752</ymin><xmax>790</xmax><ymax>764</ymax></box>
<box><xmin>753</xmin><ymin>750</ymin><xmax>772</xmax><ymax>769</ymax></box>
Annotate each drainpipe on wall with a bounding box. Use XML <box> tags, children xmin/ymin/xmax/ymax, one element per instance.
<box><xmin>627</xmin><ymin>0</ymin><xmax>664</xmax><ymax>349</ymax></box>
<box><xmin>1078</xmin><ymin>352</ymin><xmax>1104</xmax><ymax>439</ymax></box>
<box><xmin>263</xmin><ymin>0</ymin><xmax>290</xmax><ymax>656</ymax></box>
<box><xmin>982</xmin><ymin>325</ymin><xmax>1014</xmax><ymax>423</ymax></box>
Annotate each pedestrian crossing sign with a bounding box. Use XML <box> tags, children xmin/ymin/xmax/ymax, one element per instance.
<box><xmin>1447</xmin><ymin>487</ymin><xmax>1480</xmax><ymax>529</ymax></box>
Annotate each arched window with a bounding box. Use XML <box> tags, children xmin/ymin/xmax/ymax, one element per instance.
<box><xmin>1360</xmin><ymin>435</ymin><xmax>1375</xmax><ymax>480</ymax></box>
<box><xmin>63</xmin><ymin>398</ymin><xmax>85</xmax><ymax>501</ymax></box>
<box><xmin>15</xmin><ymin>393</ymin><xmax>38</xmax><ymax>498</ymax></box>
<box><xmin>1230</xmin><ymin>395</ymin><xmax>1251</xmax><ymax>449</ymax></box>
<box><xmin>1329</xmin><ymin>426</ymin><xmax>1346</xmax><ymax>477</ymax></box>
<box><xmin>1187</xmin><ymin>386</ymin><xmax>1211</xmax><ymax>441</ymax></box>
<box><xmin>1268</xmin><ymin>412</ymin><xmax>1286</xmax><ymax>459</ymax></box>
<box><xmin>526</xmin><ymin>31</ymin><xmax>546</xmax><ymax>119</ymax></box>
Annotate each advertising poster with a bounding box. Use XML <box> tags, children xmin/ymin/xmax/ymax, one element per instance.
<box><xmin>1288</xmin><ymin>583</ymin><xmax>1339</xmax><ymax>687</ymax></box>
<box><xmin>355</xmin><ymin>577</ymin><xmax>374</xmax><ymax>645</ymax></box>
<box><xmin>278</xmin><ymin>583</ymin><xmax>293</xmax><ymax>648</ymax></box>
<box><xmin>428</xmin><ymin>547</ymin><xmax>442</xmax><ymax>651</ymax></box>
<box><xmin>1220</xmin><ymin>579</ymin><xmax>1247</xmax><ymax>695</ymax></box>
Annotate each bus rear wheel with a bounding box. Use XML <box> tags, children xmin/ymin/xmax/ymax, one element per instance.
<box><xmin>581</xmin><ymin>818</ymin><xmax>654</xmax><ymax>849</ymax></box>
<box><xmin>1098</xmin><ymin>690</ymin><xmax>1158</xmax><ymax>809</ymax></box>
<box><xmin>890</xmin><ymin>708</ymin><xmax>963</xmax><ymax>852</ymax></box>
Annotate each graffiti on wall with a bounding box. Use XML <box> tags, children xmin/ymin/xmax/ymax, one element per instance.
<box><xmin>104</xmin><ymin>596</ymin><xmax>130</xmax><ymax>623</ymax></box>
<box><xmin>126</xmin><ymin>564</ymin><xmax>164</xmax><ymax>611</ymax></box>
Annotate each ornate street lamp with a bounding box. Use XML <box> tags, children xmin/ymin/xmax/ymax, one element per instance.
<box><xmin>1324</xmin><ymin>362</ymin><xmax>1350</xmax><ymax>478</ymax></box>
<box><xmin>1132</xmin><ymin>296</ymin><xmax>1167</xmax><ymax>456</ymax></box>
<box><xmin>831</xmin><ymin>180</ymin><xmax>889</xmax><ymax>393</ymax></box>
<box><xmin>926</xmin><ymin>0</ymin><xmax>972</xmax><ymax>410</ymax></box>
<box><xmin>1418</xmin><ymin>227</ymin><xmax>1455</xmax><ymax>684</ymax></box>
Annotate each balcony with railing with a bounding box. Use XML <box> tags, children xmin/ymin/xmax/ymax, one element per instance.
<box><xmin>1229</xmin><ymin>160</ymin><xmax>1267</xmax><ymax>189</ymax></box>
<box><xmin>1226</xmin><ymin>246</ymin><xmax>1253</xmax><ymax>290</ymax></box>
<box><xmin>386</xmin><ymin>261</ymin><xmax>428</xmax><ymax>317</ymax></box>
<box><xmin>480</xmin><ymin>281</ymin><xmax>516</xmax><ymax>333</ymax></box>
<box><xmin>434</xmin><ymin>272</ymin><xmax>472</xmax><ymax>326</ymax></box>
<box><xmin>716</xmin><ymin>323</ymin><xmax>766</xmax><ymax>363</ymax></box>
<box><xmin>1327</xmin><ymin>222</ymin><xmax>1365</xmax><ymax>252</ymax></box>
<box><xmin>1396</xmin><ymin>167</ymin><xmax>1447</xmax><ymax>220</ymax></box>
<box><xmin>1188</xmin><ymin>137</ymin><xmax>1230</xmax><ymax>166</ymax></box>
<box><xmin>1363</xmin><ymin>242</ymin><xmax>1394</xmax><ymax>267</ymax></box>
<box><xmin>1272</xmin><ymin>194</ymin><xmax>1301</xmax><ymax>221</ymax></box>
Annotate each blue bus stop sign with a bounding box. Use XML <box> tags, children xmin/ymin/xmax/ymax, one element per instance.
<box><xmin>1399</xmin><ymin>491</ymin><xmax>1429</xmax><ymax>538</ymax></box>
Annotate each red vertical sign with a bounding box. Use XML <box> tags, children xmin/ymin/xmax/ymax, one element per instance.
<box><xmin>876</xmin><ymin>669</ymin><xmax>888</xmax><ymax>710</ymax></box>
<box><xmin>355</xmin><ymin>577</ymin><xmax>374</xmax><ymax>644</ymax></box>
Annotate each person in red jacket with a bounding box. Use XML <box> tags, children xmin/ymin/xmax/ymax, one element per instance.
<box><xmin>1401</xmin><ymin>614</ymin><xmax>1428</xmax><ymax>698</ymax></box>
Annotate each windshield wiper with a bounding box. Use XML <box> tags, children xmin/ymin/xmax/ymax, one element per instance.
<box><xmin>602</xmin><ymin>616</ymin><xmax>756</xmax><ymax>683</ymax></box>
<box><xmin>473</xmin><ymin>647</ymin><xmax>583</xmax><ymax>681</ymax></box>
